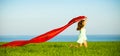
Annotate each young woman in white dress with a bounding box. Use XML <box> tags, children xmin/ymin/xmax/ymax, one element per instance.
<box><xmin>70</xmin><ymin>18</ymin><xmax>88</xmax><ymax>48</ymax></box>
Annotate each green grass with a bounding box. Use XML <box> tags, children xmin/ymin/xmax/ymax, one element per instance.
<box><xmin>0</xmin><ymin>42</ymin><xmax>120</xmax><ymax>56</ymax></box>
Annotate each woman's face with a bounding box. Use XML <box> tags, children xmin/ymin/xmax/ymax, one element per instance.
<box><xmin>82</xmin><ymin>20</ymin><xmax>86</xmax><ymax>25</ymax></box>
<box><xmin>84</xmin><ymin>17</ymin><xmax>87</xmax><ymax>23</ymax></box>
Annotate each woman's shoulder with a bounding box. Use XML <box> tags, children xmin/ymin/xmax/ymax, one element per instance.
<box><xmin>81</xmin><ymin>28</ymin><xmax>86</xmax><ymax>30</ymax></box>
<box><xmin>78</xmin><ymin>28</ymin><xmax>86</xmax><ymax>31</ymax></box>
<box><xmin>81</xmin><ymin>28</ymin><xmax>86</xmax><ymax>31</ymax></box>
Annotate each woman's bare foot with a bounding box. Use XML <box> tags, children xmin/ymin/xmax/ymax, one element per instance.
<box><xmin>70</xmin><ymin>44</ymin><xmax>73</xmax><ymax>48</ymax></box>
<box><xmin>75</xmin><ymin>45</ymin><xmax>79</xmax><ymax>48</ymax></box>
<box><xmin>75</xmin><ymin>46</ymin><xmax>78</xmax><ymax>48</ymax></box>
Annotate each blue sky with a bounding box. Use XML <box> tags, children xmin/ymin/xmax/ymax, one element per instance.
<box><xmin>0</xmin><ymin>0</ymin><xmax>120</xmax><ymax>35</ymax></box>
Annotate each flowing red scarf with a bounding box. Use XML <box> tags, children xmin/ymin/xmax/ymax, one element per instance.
<box><xmin>1</xmin><ymin>16</ymin><xmax>86</xmax><ymax>47</ymax></box>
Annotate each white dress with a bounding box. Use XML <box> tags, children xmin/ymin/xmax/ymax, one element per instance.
<box><xmin>77</xmin><ymin>28</ymin><xmax>87</xmax><ymax>44</ymax></box>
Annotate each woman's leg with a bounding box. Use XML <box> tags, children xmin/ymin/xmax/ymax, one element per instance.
<box><xmin>79</xmin><ymin>43</ymin><xmax>82</xmax><ymax>47</ymax></box>
<box><xmin>83</xmin><ymin>40</ymin><xmax>88</xmax><ymax>48</ymax></box>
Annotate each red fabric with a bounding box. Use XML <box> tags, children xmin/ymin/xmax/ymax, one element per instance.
<box><xmin>1</xmin><ymin>16</ymin><xmax>86</xmax><ymax>47</ymax></box>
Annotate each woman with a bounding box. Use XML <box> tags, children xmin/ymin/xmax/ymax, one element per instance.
<box><xmin>70</xmin><ymin>18</ymin><xmax>88</xmax><ymax>48</ymax></box>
